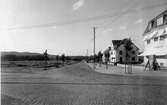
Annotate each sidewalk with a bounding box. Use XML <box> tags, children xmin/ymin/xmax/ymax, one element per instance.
<box><xmin>88</xmin><ymin>63</ymin><xmax>167</xmax><ymax>77</ymax></box>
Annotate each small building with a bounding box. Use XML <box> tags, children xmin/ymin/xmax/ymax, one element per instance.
<box><xmin>110</xmin><ymin>38</ymin><xmax>139</xmax><ymax>64</ymax></box>
<box><xmin>141</xmin><ymin>9</ymin><xmax>167</xmax><ymax>67</ymax></box>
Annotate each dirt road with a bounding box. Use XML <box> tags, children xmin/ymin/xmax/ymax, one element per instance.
<box><xmin>2</xmin><ymin>61</ymin><xmax>167</xmax><ymax>105</ymax></box>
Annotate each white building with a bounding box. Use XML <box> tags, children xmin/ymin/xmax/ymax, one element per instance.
<box><xmin>141</xmin><ymin>9</ymin><xmax>167</xmax><ymax>67</ymax></box>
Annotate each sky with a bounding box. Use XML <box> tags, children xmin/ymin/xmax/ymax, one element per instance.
<box><xmin>0</xmin><ymin>0</ymin><xmax>167</xmax><ymax>56</ymax></box>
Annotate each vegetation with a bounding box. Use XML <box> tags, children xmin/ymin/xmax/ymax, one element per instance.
<box><xmin>1</xmin><ymin>51</ymin><xmax>94</xmax><ymax>62</ymax></box>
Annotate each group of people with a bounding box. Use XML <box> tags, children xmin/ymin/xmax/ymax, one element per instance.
<box><xmin>144</xmin><ymin>55</ymin><xmax>160</xmax><ymax>71</ymax></box>
<box><xmin>43</xmin><ymin>50</ymin><xmax>66</xmax><ymax>66</ymax></box>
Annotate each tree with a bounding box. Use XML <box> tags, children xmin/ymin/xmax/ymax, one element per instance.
<box><xmin>122</xmin><ymin>38</ymin><xmax>133</xmax><ymax>73</ymax></box>
<box><xmin>43</xmin><ymin>50</ymin><xmax>49</xmax><ymax>70</ymax></box>
<box><xmin>44</xmin><ymin>50</ymin><xmax>49</xmax><ymax>61</ymax></box>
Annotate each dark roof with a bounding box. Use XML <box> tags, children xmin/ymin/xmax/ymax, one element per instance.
<box><xmin>112</xmin><ymin>40</ymin><xmax>122</xmax><ymax>49</ymax></box>
<box><xmin>112</xmin><ymin>38</ymin><xmax>139</xmax><ymax>50</ymax></box>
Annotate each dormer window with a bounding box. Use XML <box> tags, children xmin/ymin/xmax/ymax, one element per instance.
<box><xmin>151</xmin><ymin>20</ymin><xmax>156</xmax><ymax>28</ymax></box>
<box><xmin>164</xmin><ymin>14</ymin><xmax>167</xmax><ymax>24</ymax></box>
<box><xmin>157</xmin><ymin>17</ymin><xmax>163</xmax><ymax>26</ymax></box>
<box><xmin>148</xmin><ymin>23</ymin><xmax>152</xmax><ymax>31</ymax></box>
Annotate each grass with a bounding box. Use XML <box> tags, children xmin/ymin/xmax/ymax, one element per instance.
<box><xmin>1</xmin><ymin>60</ymin><xmax>78</xmax><ymax>73</ymax></box>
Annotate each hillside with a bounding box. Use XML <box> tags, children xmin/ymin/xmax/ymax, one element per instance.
<box><xmin>1</xmin><ymin>51</ymin><xmax>58</xmax><ymax>61</ymax></box>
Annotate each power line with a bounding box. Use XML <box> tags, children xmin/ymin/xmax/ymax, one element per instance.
<box><xmin>99</xmin><ymin>2</ymin><xmax>167</xmax><ymax>28</ymax></box>
<box><xmin>2</xmin><ymin>2</ymin><xmax>167</xmax><ymax>30</ymax></box>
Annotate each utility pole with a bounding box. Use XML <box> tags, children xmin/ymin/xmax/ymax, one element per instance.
<box><xmin>93</xmin><ymin>27</ymin><xmax>96</xmax><ymax>69</ymax></box>
<box><xmin>86</xmin><ymin>49</ymin><xmax>88</xmax><ymax>63</ymax></box>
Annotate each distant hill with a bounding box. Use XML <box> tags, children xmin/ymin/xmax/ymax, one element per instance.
<box><xmin>1</xmin><ymin>51</ymin><xmax>91</xmax><ymax>61</ymax></box>
<box><xmin>1</xmin><ymin>51</ymin><xmax>58</xmax><ymax>61</ymax></box>
<box><xmin>1</xmin><ymin>51</ymin><xmax>42</xmax><ymax>56</ymax></box>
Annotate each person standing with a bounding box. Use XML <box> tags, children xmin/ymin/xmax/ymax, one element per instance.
<box><xmin>152</xmin><ymin>55</ymin><xmax>160</xmax><ymax>71</ymax></box>
<box><xmin>144</xmin><ymin>56</ymin><xmax>151</xmax><ymax>71</ymax></box>
<box><xmin>43</xmin><ymin>49</ymin><xmax>49</xmax><ymax>70</ymax></box>
<box><xmin>103</xmin><ymin>47</ymin><xmax>111</xmax><ymax>69</ymax></box>
<box><xmin>97</xmin><ymin>51</ymin><xmax>103</xmax><ymax>67</ymax></box>
<box><xmin>61</xmin><ymin>54</ymin><xmax>65</xmax><ymax>66</ymax></box>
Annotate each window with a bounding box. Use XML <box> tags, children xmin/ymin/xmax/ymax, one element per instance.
<box><xmin>119</xmin><ymin>50</ymin><xmax>122</xmax><ymax>55</ymax></box>
<box><xmin>120</xmin><ymin>57</ymin><xmax>122</xmax><ymax>63</ymax></box>
<box><xmin>132</xmin><ymin>57</ymin><xmax>135</xmax><ymax>61</ymax></box>
<box><xmin>132</xmin><ymin>51</ymin><xmax>135</xmax><ymax>55</ymax></box>
<box><xmin>147</xmin><ymin>23</ymin><xmax>152</xmax><ymax>31</ymax></box>
<box><xmin>154</xmin><ymin>37</ymin><xmax>158</xmax><ymax>42</ymax></box>
<box><xmin>111</xmin><ymin>52</ymin><xmax>113</xmax><ymax>55</ymax></box>
<box><xmin>163</xmin><ymin>14</ymin><xmax>167</xmax><ymax>24</ymax></box>
<box><xmin>147</xmin><ymin>40</ymin><xmax>150</xmax><ymax>44</ymax></box>
<box><xmin>157</xmin><ymin>17</ymin><xmax>163</xmax><ymax>26</ymax></box>
<box><xmin>160</xmin><ymin>35</ymin><xmax>165</xmax><ymax>40</ymax></box>
<box><xmin>151</xmin><ymin>20</ymin><xmax>156</xmax><ymax>28</ymax></box>
<box><xmin>160</xmin><ymin>63</ymin><xmax>164</xmax><ymax>66</ymax></box>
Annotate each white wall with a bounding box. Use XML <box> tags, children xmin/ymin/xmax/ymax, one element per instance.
<box><xmin>143</xmin><ymin>27</ymin><xmax>167</xmax><ymax>67</ymax></box>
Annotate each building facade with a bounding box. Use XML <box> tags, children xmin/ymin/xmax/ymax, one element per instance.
<box><xmin>142</xmin><ymin>9</ymin><xmax>167</xmax><ymax>67</ymax></box>
<box><xmin>109</xmin><ymin>39</ymin><xmax>139</xmax><ymax>64</ymax></box>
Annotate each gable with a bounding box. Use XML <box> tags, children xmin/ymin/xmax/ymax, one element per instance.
<box><xmin>111</xmin><ymin>39</ymin><xmax>139</xmax><ymax>51</ymax></box>
<box><xmin>112</xmin><ymin>40</ymin><xmax>122</xmax><ymax>50</ymax></box>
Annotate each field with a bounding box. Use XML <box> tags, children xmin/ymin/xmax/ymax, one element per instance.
<box><xmin>1</xmin><ymin>60</ymin><xmax>77</xmax><ymax>73</ymax></box>
<box><xmin>1</xmin><ymin>61</ymin><xmax>167</xmax><ymax>105</ymax></box>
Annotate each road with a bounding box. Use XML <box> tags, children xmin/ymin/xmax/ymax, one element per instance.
<box><xmin>1</xmin><ymin>61</ymin><xmax>167</xmax><ymax>105</ymax></box>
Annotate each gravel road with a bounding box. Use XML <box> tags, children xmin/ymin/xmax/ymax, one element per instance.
<box><xmin>1</xmin><ymin>61</ymin><xmax>167</xmax><ymax>105</ymax></box>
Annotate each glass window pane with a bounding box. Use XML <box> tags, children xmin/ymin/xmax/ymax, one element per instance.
<box><xmin>157</xmin><ymin>17</ymin><xmax>163</xmax><ymax>26</ymax></box>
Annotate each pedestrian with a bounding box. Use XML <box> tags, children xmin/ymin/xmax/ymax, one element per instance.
<box><xmin>61</xmin><ymin>54</ymin><xmax>65</xmax><ymax>66</ymax></box>
<box><xmin>97</xmin><ymin>51</ymin><xmax>103</xmax><ymax>67</ymax></box>
<box><xmin>144</xmin><ymin>56</ymin><xmax>150</xmax><ymax>71</ymax></box>
<box><xmin>43</xmin><ymin>49</ymin><xmax>49</xmax><ymax>70</ymax></box>
<box><xmin>152</xmin><ymin>55</ymin><xmax>160</xmax><ymax>71</ymax></box>
<box><xmin>103</xmin><ymin>47</ymin><xmax>111</xmax><ymax>69</ymax></box>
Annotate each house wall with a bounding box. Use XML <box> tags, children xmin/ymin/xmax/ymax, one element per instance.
<box><xmin>116</xmin><ymin>44</ymin><xmax>139</xmax><ymax>64</ymax></box>
<box><xmin>116</xmin><ymin>45</ymin><xmax>126</xmax><ymax>63</ymax></box>
<box><xmin>143</xmin><ymin>10</ymin><xmax>167</xmax><ymax>67</ymax></box>
<box><xmin>110</xmin><ymin>50</ymin><xmax>116</xmax><ymax>63</ymax></box>
<box><xmin>103</xmin><ymin>40</ymin><xmax>139</xmax><ymax>64</ymax></box>
<box><xmin>143</xmin><ymin>25</ymin><xmax>167</xmax><ymax>67</ymax></box>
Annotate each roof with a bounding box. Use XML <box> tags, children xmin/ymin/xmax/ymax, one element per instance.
<box><xmin>112</xmin><ymin>40</ymin><xmax>122</xmax><ymax>49</ymax></box>
<box><xmin>148</xmin><ymin>9</ymin><xmax>167</xmax><ymax>24</ymax></box>
<box><xmin>139</xmin><ymin>49</ymin><xmax>167</xmax><ymax>56</ymax></box>
<box><xmin>144</xmin><ymin>9</ymin><xmax>167</xmax><ymax>34</ymax></box>
<box><xmin>112</xmin><ymin>38</ymin><xmax>139</xmax><ymax>50</ymax></box>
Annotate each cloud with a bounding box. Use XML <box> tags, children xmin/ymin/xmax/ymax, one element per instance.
<box><xmin>72</xmin><ymin>0</ymin><xmax>85</xmax><ymax>10</ymax></box>
<box><xmin>135</xmin><ymin>19</ymin><xmax>143</xmax><ymax>24</ymax></box>
<box><xmin>103</xmin><ymin>28</ymin><xmax>113</xmax><ymax>33</ymax></box>
<box><xmin>119</xmin><ymin>26</ymin><xmax>127</xmax><ymax>30</ymax></box>
<box><xmin>51</xmin><ymin>26</ymin><xmax>57</xmax><ymax>29</ymax></box>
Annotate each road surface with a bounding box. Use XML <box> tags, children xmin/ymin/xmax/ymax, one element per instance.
<box><xmin>1</xmin><ymin>61</ymin><xmax>167</xmax><ymax>105</ymax></box>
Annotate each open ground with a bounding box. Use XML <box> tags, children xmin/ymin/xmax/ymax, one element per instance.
<box><xmin>1</xmin><ymin>61</ymin><xmax>167</xmax><ymax>105</ymax></box>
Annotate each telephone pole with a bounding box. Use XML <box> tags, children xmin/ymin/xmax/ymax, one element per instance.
<box><xmin>86</xmin><ymin>49</ymin><xmax>88</xmax><ymax>56</ymax></box>
<box><xmin>93</xmin><ymin>27</ymin><xmax>96</xmax><ymax>69</ymax></box>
